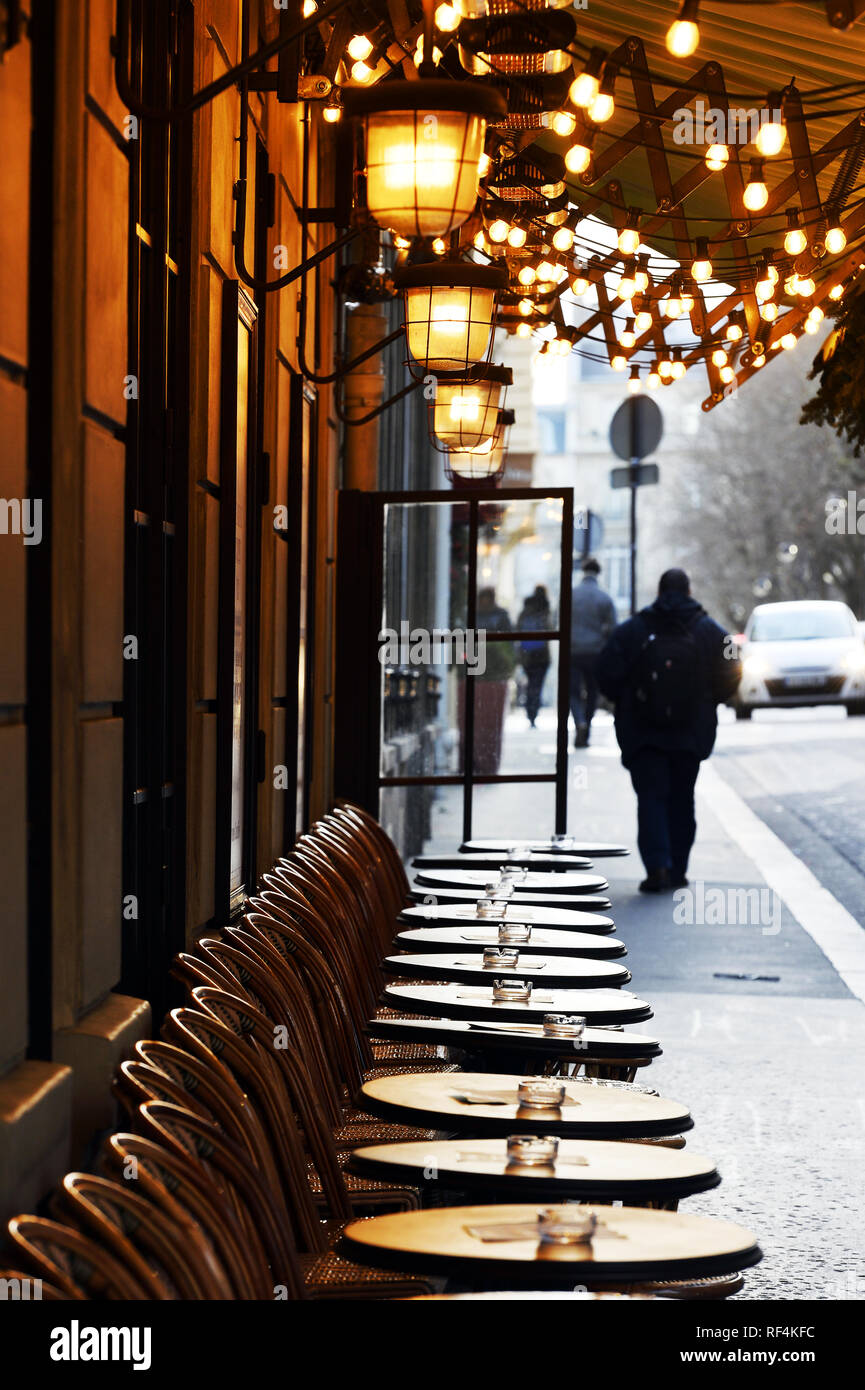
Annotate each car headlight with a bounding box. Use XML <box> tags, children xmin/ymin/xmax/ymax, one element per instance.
<box><xmin>742</xmin><ymin>653</ymin><xmax>769</xmax><ymax>678</ymax></box>
<box><xmin>842</xmin><ymin>646</ymin><xmax>865</xmax><ymax>674</ymax></box>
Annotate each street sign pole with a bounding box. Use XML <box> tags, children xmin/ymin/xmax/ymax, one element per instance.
<box><xmin>609</xmin><ymin>396</ymin><xmax>663</xmax><ymax>618</ymax></box>
<box><xmin>629</xmin><ymin>459</ymin><xmax>638</xmax><ymax>616</ymax></box>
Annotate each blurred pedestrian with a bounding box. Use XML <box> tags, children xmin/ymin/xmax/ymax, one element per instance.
<box><xmin>517</xmin><ymin>585</ymin><xmax>552</xmax><ymax>728</ymax></box>
<box><xmin>461</xmin><ymin>587</ymin><xmax>515</xmax><ymax>775</ymax></box>
<box><xmin>570</xmin><ymin>558</ymin><xmax>617</xmax><ymax>747</ymax></box>
<box><xmin>597</xmin><ymin>568</ymin><xmax>742</xmax><ymax>892</ymax></box>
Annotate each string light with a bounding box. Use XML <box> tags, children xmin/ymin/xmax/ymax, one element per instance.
<box><xmin>720</xmin><ymin>364</ymin><xmax>735</xmax><ymax>385</ymax></box>
<box><xmin>634</xmin><ymin>303</ymin><xmax>653</xmax><ymax>334</ymax></box>
<box><xmin>611</xmin><ymin>353</ymin><xmax>627</xmax><ymax>371</ymax></box>
<box><xmin>665</xmin><ymin>280</ymin><xmax>683</xmax><ymax>319</ymax></box>
<box><xmin>808</xmin><ymin>305</ymin><xmax>825</xmax><ymax>324</ymax></box>
<box><xmin>781</xmin><ymin>332</ymin><xmax>798</xmax><ymax>350</ymax></box>
<box><xmin>760</xmin><ymin>302</ymin><xmax>778</xmax><ymax>321</ymax></box>
<box><xmin>518</xmin><ymin>298</ymin><xmax>533</xmax><ymax>315</ymax></box>
<box><xmin>671</xmin><ymin>347</ymin><xmax>686</xmax><ymax>380</ymax></box>
<box><xmin>507</xmin><ymin>225</ymin><xmax>527</xmax><ymax>248</ymax></box>
<box><xmin>488</xmin><ymin>219</ymin><xmax>508</xmax><ymax>243</ymax></box>
<box><xmin>635</xmin><ymin>255</ymin><xmax>650</xmax><ymax>294</ymax></box>
<box><xmin>570</xmin><ymin>48</ymin><xmax>605</xmax><ymax>108</ymax></box>
<box><xmin>322</xmin><ymin>93</ymin><xmax>343</xmax><ymax>123</ymax></box>
<box><xmin>743</xmin><ymin>159</ymin><xmax>769</xmax><ymax>212</ymax></box>
<box><xmin>755</xmin><ymin>96</ymin><xmax>787</xmax><ymax>157</ymax></box>
<box><xmin>551</xmin><ymin>110</ymin><xmax>577</xmax><ymax>138</ymax></box>
<box><xmin>431</xmin><ymin>237</ymin><xmax>447</xmax><ymax>255</ymax></box>
<box><xmin>646</xmin><ymin>361</ymin><xmax>661</xmax><ymax>389</ymax></box>
<box><xmin>784</xmin><ymin>208</ymin><xmax>807</xmax><ymax>256</ymax></box>
<box><xmin>589</xmin><ymin>65</ymin><xmax>617</xmax><ymax>124</ymax></box>
<box><xmin>705</xmin><ymin>144</ymin><xmax>729</xmax><ymax>172</ymax></box>
<box><xmin>302</xmin><ymin>0</ymin><xmax>318</xmax><ymax>15</ymax></box>
<box><xmin>711</xmin><ymin>345</ymin><xmax>728</xmax><ymax>367</ymax></box>
<box><xmin>565</xmin><ymin>137</ymin><xmax>593</xmax><ymax>175</ymax></box>
<box><xmin>691</xmin><ymin>236</ymin><xmax>712</xmax><ymax>283</ymax></box>
<box><xmin>617</xmin><ymin>209</ymin><xmax>641</xmax><ymax>257</ymax></box>
<box><xmin>478</xmin><ymin>152</ymin><xmax>492</xmax><ymax>179</ymax></box>
<box><xmin>659</xmin><ymin>350</ymin><xmax>674</xmax><ymax>379</ymax></box>
<box><xmin>516</xmin><ymin>321</ymin><xmax>532</xmax><ymax>338</ymax></box>
<box><xmin>727</xmin><ymin>312</ymin><xmax>744</xmax><ymax>343</ymax></box>
<box><xmin>803</xmin><ymin>315</ymin><xmax>820</xmax><ymax>334</ymax></box>
<box><xmin>351</xmin><ymin>59</ymin><xmax>376</xmax><ymax>84</ymax></box>
<box><xmin>434</xmin><ymin>3</ymin><xmax>460</xmax><ymax>32</ymax></box>
<box><xmin>518</xmin><ymin>265</ymin><xmax>536</xmax><ymax>286</ymax></box>
<box><xmin>752</xmin><ymin>352</ymin><xmax>765</xmax><ymax>368</ymax></box>
<box><xmin>347</xmin><ymin>34</ymin><xmax>373</xmax><ymax>61</ymax></box>
<box><xmin>628</xmin><ymin>365</ymin><xmax>641</xmax><ymax>393</ymax></box>
<box><xmin>552</xmin><ymin>225</ymin><xmax>575</xmax><ymax>253</ymax></box>
<box><xmin>666</xmin><ymin>0</ymin><xmax>700</xmax><ymax>58</ymax></box>
<box><xmin>829</xmin><ymin>283</ymin><xmax>844</xmax><ymax>301</ymax></box>
<box><xmin>798</xmin><ymin>275</ymin><xmax>815</xmax><ymax>297</ymax></box>
<box><xmin>617</xmin><ymin>260</ymin><xmax>637</xmax><ymax>300</ymax></box>
<box><xmin>570</xmin><ymin>266</ymin><xmax>589</xmax><ymax>296</ymax></box>
<box><xmin>619</xmin><ymin>317</ymin><xmax>636</xmax><ymax>350</ymax></box>
<box><xmin>825</xmin><ymin>216</ymin><xmax>847</xmax><ymax>255</ymax></box>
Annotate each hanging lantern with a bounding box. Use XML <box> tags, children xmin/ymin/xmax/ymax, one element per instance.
<box><xmin>444</xmin><ymin>431</ymin><xmax>507</xmax><ymax>486</ymax></box>
<box><xmin>395</xmin><ymin>261</ymin><xmax>507</xmax><ymax>373</ymax></box>
<box><xmin>431</xmin><ymin>364</ymin><xmax>512</xmax><ymax>450</ymax></box>
<box><xmin>344</xmin><ymin>80</ymin><xmax>507</xmax><ymax>238</ymax></box>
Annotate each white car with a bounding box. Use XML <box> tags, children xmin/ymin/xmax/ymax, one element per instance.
<box><xmin>735</xmin><ymin>600</ymin><xmax>865</xmax><ymax>719</ymax></box>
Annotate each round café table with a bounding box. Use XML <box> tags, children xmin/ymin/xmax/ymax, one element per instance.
<box><xmin>367</xmin><ymin>1015</ymin><xmax>661</xmax><ymax>1067</ymax></box>
<box><xmin>404</xmin><ymin>1292</ymin><xmax>662</xmax><ymax>1300</ymax></box>
<box><xmin>382</xmin><ymin>982</ymin><xmax>652</xmax><ymax>1026</ymax></box>
<box><xmin>408</xmin><ymin>887</ymin><xmax>613</xmax><ymax>912</ymax></box>
<box><xmin>383</xmin><ymin>952</ymin><xmax>631</xmax><ymax>991</ymax></box>
<box><xmin>399</xmin><ymin>902</ymin><xmax>616</xmax><ymax>934</ymax></box>
<box><xmin>414</xmin><ymin>869</ymin><xmax>610</xmax><ymax>897</ymax></box>
<box><xmin>356</xmin><ymin>1071</ymin><xmax>690</xmax><ymax>1139</ymax></box>
<box><xmin>462</xmin><ymin>838</ymin><xmax>629</xmax><ymax>858</ymax></box>
<box><xmin>392</xmin><ymin>923</ymin><xmax>626</xmax><ymax>959</ymax></box>
<box><xmin>413</xmin><ymin>853</ymin><xmax>593</xmax><ymax>872</ymax></box>
<box><xmin>350</xmin><ymin>1137</ymin><xmax>720</xmax><ymax>1204</ymax></box>
<box><xmin>341</xmin><ymin>1204</ymin><xmax>760</xmax><ymax>1288</ymax></box>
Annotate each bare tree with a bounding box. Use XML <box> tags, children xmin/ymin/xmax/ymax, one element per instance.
<box><xmin>663</xmin><ymin>343</ymin><xmax>865</xmax><ymax>629</ymax></box>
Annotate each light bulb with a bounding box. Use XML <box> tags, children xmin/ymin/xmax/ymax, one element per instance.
<box><xmin>552</xmin><ymin>226</ymin><xmax>574</xmax><ymax>253</ymax></box>
<box><xmin>692</xmin><ymin>237</ymin><xmax>712</xmax><ymax>282</ymax></box>
<box><xmin>537</xmin><ymin>260</ymin><xmax>556</xmax><ymax>282</ymax></box>
<box><xmin>570</xmin><ymin>271</ymin><xmax>589</xmax><ymax>296</ymax></box>
<box><xmin>752</xmin><ymin>353</ymin><xmax>765</xmax><ymax>368</ymax></box>
<box><xmin>804</xmin><ymin>317</ymin><xmax>820</xmax><ymax>334</ymax></box>
<box><xmin>516</xmin><ymin>321</ymin><xmax>532</xmax><ymax>338</ymax></box>
<box><xmin>760</xmin><ymin>302</ymin><xmax>778</xmax><ymax>321</ymax></box>
<box><xmin>518</xmin><ymin>298</ymin><xmax>533</xmax><ymax>316</ymax></box>
<box><xmin>743</xmin><ymin>161</ymin><xmax>768</xmax><ymax>212</ymax></box>
<box><xmin>635</xmin><ymin>309</ymin><xmax>653</xmax><ymax>334</ymax></box>
<box><xmin>720</xmin><ymin>364</ymin><xmax>735</xmax><ymax>384</ymax></box>
<box><xmin>665</xmin><ymin>294</ymin><xmax>682</xmax><ymax>319</ymax></box>
<box><xmin>351</xmin><ymin>59</ymin><xmax>374</xmax><ymax>83</ymax></box>
<box><xmin>784</xmin><ymin>209</ymin><xmax>807</xmax><ymax>256</ymax></box>
<box><xmin>647</xmin><ymin>364</ymin><xmax>661</xmax><ymax>389</ymax></box>
<box><xmin>507</xmin><ymin>225</ymin><xmax>527</xmax><ymax>248</ymax></box>
<box><xmin>620</xmin><ymin>318</ymin><xmax>636</xmax><ymax>349</ymax></box>
<box><xmin>302</xmin><ymin>0</ymin><xmax>317</xmax><ymax>15</ymax></box>
<box><xmin>829</xmin><ymin>283</ymin><xmax>844</xmax><ymax>301</ymax></box>
<box><xmin>767</xmin><ymin>262</ymin><xmax>779</xmax><ymax>285</ymax></box>
<box><xmin>322</xmin><ymin>98</ymin><xmax>342</xmax><ymax>123</ymax></box>
<box><xmin>634</xmin><ymin>261</ymin><xmax>649</xmax><ymax>293</ymax></box>
<box><xmin>347</xmin><ymin>34</ymin><xmax>373</xmax><ymax>61</ymax></box>
<box><xmin>784</xmin><ymin>273</ymin><xmax>800</xmax><ymax>296</ymax></box>
<box><xmin>565</xmin><ymin>141</ymin><xmax>592</xmax><ymax>175</ymax></box>
<box><xmin>618</xmin><ymin>271</ymin><xmax>637</xmax><ymax>300</ymax></box>
<box><xmin>659</xmin><ymin>356</ymin><xmax>674</xmax><ymax>379</ymax></box>
<box><xmin>570</xmin><ymin>71</ymin><xmax>600</xmax><ymax>109</ymax></box>
<box><xmin>434</xmin><ymin>3</ymin><xmax>460</xmax><ymax>32</ymax></box>
<box><xmin>671</xmin><ymin>358</ymin><xmax>686</xmax><ymax>380</ymax></box>
<box><xmin>473</xmin><ymin>231</ymin><xmax>488</xmax><ymax>252</ymax></box>
<box><xmin>808</xmin><ymin>305</ymin><xmax>825</xmax><ymax>323</ymax></box>
<box><xmin>551</xmin><ymin>110</ymin><xmax>577</xmax><ymax>138</ymax></box>
<box><xmin>392</xmin><ymin>235</ymin><xmax>411</xmax><ymax>250</ymax></box>
<box><xmin>518</xmin><ymin>265</ymin><xmax>536</xmax><ymax>286</ymax></box>
<box><xmin>488</xmin><ymin>219</ymin><xmax>508</xmax><ymax>243</ymax></box>
<box><xmin>756</xmin><ymin>109</ymin><xmax>786</xmax><ymax>158</ymax></box>
<box><xmin>589</xmin><ymin>91</ymin><xmax>615</xmax><ymax>123</ymax></box>
<box><xmin>666</xmin><ymin>1</ymin><xmax>700</xmax><ymax>58</ymax></box>
<box><xmin>618</xmin><ymin>227</ymin><xmax>640</xmax><ymax>257</ymax></box>
<box><xmin>781</xmin><ymin>332</ymin><xmax>798</xmax><ymax>350</ymax></box>
<box><xmin>611</xmin><ymin>353</ymin><xmax>627</xmax><ymax>371</ymax></box>
<box><xmin>756</xmin><ymin>277</ymin><xmax>773</xmax><ymax>302</ymax></box>
<box><xmin>727</xmin><ymin>320</ymin><xmax>743</xmax><ymax>343</ymax></box>
<box><xmin>798</xmin><ymin>276</ymin><xmax>815</xmax><ymax>297</ymax></box>
<box><xmin>712</xmin><ymin>347</ymin><xmax>728</xmax><ymax>367</ymax></box>
<box><xmin>825</xmin><ymin>223</ymin><xmax>847</xmax><ymax>255</ymax></box>
<box><xmin>705</xmin><ymin>144</ymin><xmax>729</xmax><ymax>172</ymax></box>
<box><xmin>628</xmin><ymin>367</ymin><xmax>641</xmax><ymax>393</ymax></box>
<box><xmin>431</xmin><ymin>237</ymin><xmax>446</xmax><ymax>256</ymax></box>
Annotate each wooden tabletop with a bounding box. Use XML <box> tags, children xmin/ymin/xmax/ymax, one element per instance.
<box><xmin>349</xmin><ymin>1137</ymin><xmax>720</xmax><ymax>1202</ymax></box>
<box><xmin>413</xmin><ymin>853</ymin><xmax>594</xmax><ymax>872</ymax></box>
<box><xmin>383</xmin><ymin>952</ymin><xmax>631</xmax><ymax>990</ymax></box>
<box><xmin>341</xmin><ymin>1204</ymin><xmax>760</xmax><ymax>1286</ymax></box>
<box><xmin>462</xmin><ymin>839</ymin><xmax>629</xmax><ymax>858</ymax></box>
<box><xmin>403</xmin><ymin>1291</ymin><xmax>662</xmax><ymax>1300</ymax></box>
<box><xmin>414</xmin><ymin>869</ymin><xmax>610</xmax><ymax>896</ymax></box>
<box><xmin>382</xmin><ymin>982</ymin><xmax>652</xmax><ymax>1026</ymax></box>
<box><xmin>367</xmin><ymin>1015</ymin><xmax>661</xmax><ymax>1063</ymax></box>
<box><xmin>357</xmin><ymin>1072</ymin><xmax>689</xmax><ymax>1138</ymax></box>
<box><xmin>392</xmin><ymin>924</ymin><xmax>626</xmax><ymax>959</ymax></box>
<box><xmin>399</xmin><ymin>902</ymin><xmax>616</xmax><ymax>933</ymax></box>
<box><xmin>408</xmin><ymin>888</ymin><xmax>614</xmax><ymax>912</ymax></box>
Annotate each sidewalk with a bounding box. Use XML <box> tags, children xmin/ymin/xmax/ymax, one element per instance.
<box><xmin>423</xmin><ymin>706</ymin><xmax>865</xmax><ymax>1300</ymax></box>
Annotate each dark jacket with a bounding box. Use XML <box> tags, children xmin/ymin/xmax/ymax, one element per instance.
<box><xmin>571</xmin><ymin>575</ymin><xmax>618</xmax><ymax>655</ymax></box>
<box><xmin>597</xmin><ymin>591</ymin><xmax>741</xmax><ymax>767</ymax></box>
<box><xmin>517</xmin><ymin>600</ymin><xmax>552</xmax><ymax>668</ymax></box>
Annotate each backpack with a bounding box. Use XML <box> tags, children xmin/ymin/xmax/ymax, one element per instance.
<box><xmin>633</xmin><ymin>612</ymin><xmax>701</xmax><ymax>727</ymax></box>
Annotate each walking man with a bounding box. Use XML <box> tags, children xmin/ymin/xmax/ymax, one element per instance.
<box><xmin>570</xmin><ymin>558</ymin><xmax>617</xmax><ymax>747</ymax></box>
<box><xmin>597</xmin><ymin>568</ymin><xmax>741</xmax><ymax>893</ymax></box>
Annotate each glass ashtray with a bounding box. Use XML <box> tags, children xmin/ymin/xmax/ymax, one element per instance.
<box><xmin>498</xmin><ymin>922</ymin><xmax>532</xmax><ymax>944</ymax></box>
<box><xmin>477</xmin><ymin>898</ymin><xmax>506</xmax><ymax>920</ymax></box>
<box><xmin>493</xmin><ymin>979</ymin><xmax>532</xmax><ymax>1002</ymax></box>
<box><xmin>537</xmin><ymin>1208</ymin><xmax>597</xmax><ymax>1246</ymax></box>
<box><xmin>483</xmin><ymin>946</ymin><xmax>519</xmax><ymax>968</ymax></box>
<box><xmin>506</xmin><ymin>1134</ymin><xmax>559</xmax><ymax>1166</ymax></box>
<box><xmin>517</xmin><ymin>1079</ymin><xmax>565</xmax><ymax>1108</ymax></box>
<box><xmin>542</xmin><ymin>1013</ymin><xmax>586</xmax><ymax>1039</ymax></box>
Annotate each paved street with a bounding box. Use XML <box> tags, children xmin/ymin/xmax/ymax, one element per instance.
<box><xmin>424</xmin><ymin>701</ymin><xmax>865</xmax><ymax>1299</ymax></box>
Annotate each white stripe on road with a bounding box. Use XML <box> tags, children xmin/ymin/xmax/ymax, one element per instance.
<box><xmin>699</xmin><ymin>760</ymin><xmax>865</xmax><ymax>1005</ymax></box>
